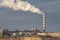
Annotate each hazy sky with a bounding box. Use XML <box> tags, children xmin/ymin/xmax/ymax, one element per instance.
<box><xmin>0</xmin><ymin>0</ymin><xmax>60</xmax><ymax>32</ymax></box>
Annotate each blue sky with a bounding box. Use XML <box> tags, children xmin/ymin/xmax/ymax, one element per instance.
<box><xmin>0</xmin><ymin>0</ymin><xmax>60</xmax><ymax>32</ymax></box>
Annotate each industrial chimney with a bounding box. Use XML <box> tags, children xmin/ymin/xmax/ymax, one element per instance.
<box><xmin>43</xmin><ymin>14</ymin><xmax>46</xmax><ymax>32</ymax></box>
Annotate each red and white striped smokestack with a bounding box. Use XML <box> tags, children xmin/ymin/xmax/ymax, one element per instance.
<box><xmin>43</xmin><ymin>14</ymin><xmax>46</xmax><ymax>32</ymax></box>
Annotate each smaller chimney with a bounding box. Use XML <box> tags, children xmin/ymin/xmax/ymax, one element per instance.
<box><xmin>43</xmin><ymin>14</ymin><xmax>46</xmax><ymax>32</ymax></box>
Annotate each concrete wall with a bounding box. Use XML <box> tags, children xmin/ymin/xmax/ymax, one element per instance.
<box><xmin>37</xmin><ymin>32</ymin><xmax>60</xmax><ymax>37</ymax></box>
<box><xmin>48</xmin><ymin>32</ymin><xmax>60</xmax><ymax>37</ymax></box>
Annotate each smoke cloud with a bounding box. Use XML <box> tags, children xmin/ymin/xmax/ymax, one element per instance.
<box><xmin>0</xmin><ymin>0</ymin><xmax>44</xmax><ymax>14</ymax></box>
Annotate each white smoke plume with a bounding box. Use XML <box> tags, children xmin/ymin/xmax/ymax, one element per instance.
<box><xmin>0</xmin><ymin>0</ymin><xmax>44</xmax><ymax>14</ymax></box>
